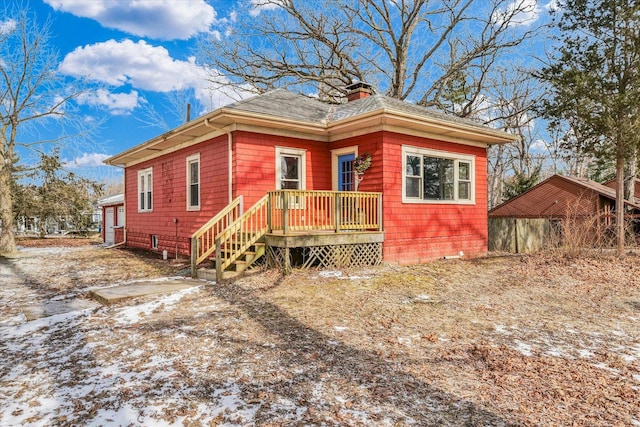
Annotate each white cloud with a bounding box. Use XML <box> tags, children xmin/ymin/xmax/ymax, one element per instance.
<box><xmin>59</xmin><ymin>40</ymin><xmax>191</xmax><ymax>90</ymax></box>
<box><xmin>249</xmin><ymin>0</ymin><xmax>282</xmax><ymax>17</ymax></box>
<box><xmin>59</xmin><ymin>39</ymin><xmax>251</xmax><ymax>112</ymax></box>
<box><xmin>78</xmin><ymin>89</ymin><xmax>140</xmax><ymax>115</ymax></box>
<box><xmin>494</xmin><ymin>0</ymin><xmax>541</xmax><ymax>27</ymax></box>
<box><xmin>0</xmin><ymin>18</ymin><xmax>16</xmax><ymax>35</ymax></box>
<box><xmin>544</xmin><ymin>0</ymin><xmax>559</xmax><ymax>12</ymax></box>
<box><xmin>64</xmin><ymin>153</ymin><xmax>111</xmax><ymax>168</ymax></box>
<box><xmin>43</xmin><ymin>0</ymin><xmax>216</xmax><ymax>40</ymax></box>
<box><xmin>530</xmin><ymin>139</ymin><xmax>548</xmax><ymax>152</ymax></box>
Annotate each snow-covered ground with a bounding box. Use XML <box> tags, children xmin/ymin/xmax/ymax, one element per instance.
<box><xmin>1</xmin><ymin>244</ymin><xmax>639</xmax><ymax>426</ymax></box>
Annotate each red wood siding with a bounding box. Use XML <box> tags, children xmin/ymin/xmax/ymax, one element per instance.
<box><xmin>380</xmin><ymin>132</ymin><xmax>489</xmax><ymax>264</ymax></box>
<box><xmin>122</xmin><ymin>128</ymin><xmax>493</xmax><ymax>263</ymax></box>
<box><xmin>329</xmin><ymin>132</ymin><xmax>384</xmax><ymax>193</ymax></box>
<box><xmin>234</xmin><ymin>131</ymin><xmax>332</xmax><ymax>206</ymax></box>
<box><xmin>123</xmin><ymin>134</ymin><xmax>229</xmax><ymax>255</ymax></box>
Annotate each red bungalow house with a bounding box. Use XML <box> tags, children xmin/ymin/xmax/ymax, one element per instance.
<box><xmin>105</xmin><ymin>83</ymin><xmax>516</xmax><ymax>279</ymax></box>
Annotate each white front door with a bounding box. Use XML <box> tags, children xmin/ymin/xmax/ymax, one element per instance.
<box><xmin>104</xmin><ymin>207</ymin><xmax>115</xmax><ymax>245</ymax></box>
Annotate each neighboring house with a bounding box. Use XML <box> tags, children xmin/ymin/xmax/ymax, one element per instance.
<box><xmin>16</xmin><ymin>211</ymin><xmax>100</xmax><ymax>236</ymax></box>
<box><xmin>15</xmin><ymin>216</ymin><xmax>39</xmax><ymax>235</ymax></box>
<box><xmin>488</xmin><ymin>174</ymin><xmax>640</xmax><ymax>252</ymax></box>
<box><xmin>105</xmin><ymin>83</ymin><xmax>516</xmax><ymax>278</ymax></box>
<box><xmin>97</xmin><ymin>193</ymin><xmax>125</xmax><ymax>245</ymax></box>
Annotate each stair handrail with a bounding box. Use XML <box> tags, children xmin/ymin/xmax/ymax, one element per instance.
<box><xmin>215</xmin><ymin>194</ymin><xmax>269</xmax><ymax>281</ymax></box>
<box><xmin>190</xmin><ymin>196</ymin><xmax>243</xmax><ymax>277</ymax></box>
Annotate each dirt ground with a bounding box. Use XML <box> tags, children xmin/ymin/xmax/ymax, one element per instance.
<box><xmin>1</xmin><ymin>238</ymin><xmax>639</xmax><ymax>426</ymax></box>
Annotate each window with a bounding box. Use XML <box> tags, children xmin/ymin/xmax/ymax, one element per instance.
<box><xmin>117</xmin><ymin>206</ymin><xmax>125</xmax><ymax>227</ymax></box>
<box><xmin>138</xmin><ymin>168</ymin><xmax>153</xmax><ymax>212</ymax></box>
<box><xmin>275</xmin><ymin>147</ymin><xmax>306</xmax><ymax>190</ymax></box>
<box><xmin>151</xmin><ymin>235</ymin><xmax>158</xmax><ymax>249</ymax></box>
<box><xmin>402</xmin><ymin>146</ymin><xmax>474</xmax><ymax>203</ymax></box>
<box><xmin>186</xmin><ymin>154</ymin><xmax>200</xmax><ymax>210</ymax></box>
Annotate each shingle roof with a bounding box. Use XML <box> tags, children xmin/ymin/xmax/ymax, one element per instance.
<box><xmin>106</xmin><ymin>88</ymin><xmax>517</xmax><ymax>167</ymax></box>
<box><xmin>224</xmin><ymin>89</ymin><xmax>492</xmax><ymax>132</ymax></box>
<box><xmin>224</xmin><ymin>89</ymin><xmax>332</xmax><ymax>123</ymax></box>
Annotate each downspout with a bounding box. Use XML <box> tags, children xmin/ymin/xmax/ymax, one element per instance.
<box><xmin>106</xmin><ymin>228</ymin><xmax>126</xmax><ymax>249</ymax></box>
<box><xmin>204</xmin><ymin>118</ymin><xmax>233</xmax><ymax>204</ymax></box>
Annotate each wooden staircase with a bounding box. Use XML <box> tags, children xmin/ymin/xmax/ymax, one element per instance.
<box><xmin>197</xmin><ymin>240</ymin><xmax>266</xmax><ymax>281</ymax></box>
<box><xmin>191</xmin><ymin>195</ymin><xmax>269</xmax><ymax>281</ymax></box>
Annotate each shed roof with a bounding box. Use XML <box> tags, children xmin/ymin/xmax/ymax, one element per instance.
<box><xmin>489</xmin><ymin>174</ymin><xmax>640</xmax><ymax>218</ymax></box>
<box><xmin>105</xmin><ymin>89</ymin><xmax>518</xmax><ymax>168</ymax></box>
<box><xmin>603</xmin><ymin>177</ymin><xmax>640</xmax><ymax>199</ymax></box>
<box><xmin>97</xmin><ymin>193</ymin><xmax>124</xmax><ymax>206</ymax></box>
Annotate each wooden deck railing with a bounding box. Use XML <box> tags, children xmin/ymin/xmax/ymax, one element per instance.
<box><xmin>190</xmin><ymin>196</ymin><xmax>243</xmax><ymax>277</ymax></box>
<box><xmin>268</xmin><ymin>190</ymin><xmax>383</xmax><ymax>233</ymax></box>
<box><xmin>191</xmin><ymin>190</ymin><xmax>383</xmax><ymax>279</ymax></box>
<box><xmin>215</xmin><ymin>194</ymin><xmax>270</xmax><ymax>280</ymax></box>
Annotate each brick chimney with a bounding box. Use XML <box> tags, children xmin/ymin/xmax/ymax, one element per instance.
<box><xmin>346</xmin><ymin>81</ymin><xmax>374</xmax><ymax>102</ymax></box>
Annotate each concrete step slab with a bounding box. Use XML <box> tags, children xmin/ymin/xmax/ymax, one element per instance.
<box><xmin>90</xmin><ymin>279</ymin><xmax>202</xmax><ymax>305</ymax></box>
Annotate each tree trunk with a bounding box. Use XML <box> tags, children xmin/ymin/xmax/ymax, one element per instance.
<box><xmin>616</xmin><ymin>152</ymin><xmax>625</xmax><ymax>256</ymax></box>
<box><xmin>0</xmin><ymin>165</ymin><xmax>16</xmax><ymax>253</ymax></box>
<box><xmin>624</xmin><ymin>146</ymin><xmax>637</xmax><ymax>201</ymax></box>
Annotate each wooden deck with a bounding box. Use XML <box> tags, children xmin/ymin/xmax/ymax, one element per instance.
<box><xmin>265</xmin><ymin>229</ymin><xmax>384</xmax><ymax>248</ymax></box>
<box><xmin>191</xmin><ymin>190</ymin><xmax>384</xmax><ymax>279</ymax></box>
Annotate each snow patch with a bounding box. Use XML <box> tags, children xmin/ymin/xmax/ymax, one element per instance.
<box><xmin>514</xmin><ymin>340</ymin><xmax>533</xmax><ymax>356</ymax></box>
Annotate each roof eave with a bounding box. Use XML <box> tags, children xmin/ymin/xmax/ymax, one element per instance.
<box><xmin>328</xmin><ymin>107</ymin><xmax>518</xmax><ymax>145</ymax></box>
<box><xmin>105</xmin><ymin>101</ymin><xmax>518</xmax><ymax>168</ymax></box>
<box><xmin>104</xmin><ymin>108</ymin><xmax>328</xmax><ymax>167</ymax></box>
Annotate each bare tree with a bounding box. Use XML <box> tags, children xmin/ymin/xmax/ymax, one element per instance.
<box><xmin>474</xmin><ymin>66</ymin><xmax>545</xmax><ymax>207</ymax></box>
<box><xmin>136</xmin><ymin>89</ymin><xmax>206</xmax><ymax>132</ymax></box>
<box><xmin>537</xmin><ymin>0</ymin><xmax>640</xmax><ymax>254</ymax></box>
<box><xmin>198</xmin><ymin>0</ymin><xmax>540</xmax><ymax>109</ymax></box>
<box><xmin>0</xmin><ymin>6</ymin><xmax>87</xmax><ymax>252</ymax></box>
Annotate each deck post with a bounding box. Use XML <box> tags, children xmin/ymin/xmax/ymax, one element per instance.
<box><xmin>378</xmin><ymin>193</ymin><xmax>383</xmax><ymax>232</ymax></box>
<box><xmin>215</xmin><ymin>236</ymin><xmax>222</xmax><ymax>282</ymax></box>
<box><xmin>267</xmin><ymin>192</ymin><xmax>272</xmax><ymax>232</ymax></box>
<box><xmin>284</xmin><ymin>247</ymin><xmax>291</xmax><ymax>274</ymax></box>
<box><xmin>282</xmin><ymin>191</ymin><xmax>289</xmax><ymax>234</ymax></box>
<box><xmin>190</xmin><ymin>236</ymin><xmax>198</xmax><ymax>278</ymax></box>
<box><xmin>335</xmin><ymin>192</ymin><xmax>341</xmax><ymax>232</ymax></box>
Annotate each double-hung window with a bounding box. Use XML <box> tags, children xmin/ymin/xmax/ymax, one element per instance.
<box><xmin>186</xmin><ymin>154</ymin><xmax>200</xmax><ymax>210</ymax></box>
<box><xmin>275</xmin><ymin>147</ymin><xmax>306</xmax><ymax>209</ymax></box>
<box><xmin>138</xmin><ymin>168</ymin><xmax>153</xmax><ymax>212</ymax></box>
<box><xmin>402</xmin><ymin>146</ymin><xmax>474</xmax><ymax>203</ymax></box>
<box><xmin>276</xmin><ymin>147</ymin><xmax>306</xmax><ymax>190</ymax></box>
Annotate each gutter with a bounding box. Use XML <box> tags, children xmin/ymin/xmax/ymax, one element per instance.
<box><xmin>203</xmin><ymin>118</ymin><xmax>233</xmax><ymax>204</ymax></box>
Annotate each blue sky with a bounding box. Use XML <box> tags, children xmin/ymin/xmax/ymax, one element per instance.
<box><xmin>15</xmin><ymin>0</ymin><xmax>550</xmax><ymax>185</ymax></box>
<box><xmin>16</xmin><ymin>0</ymin><xmax>270</xmax><ymax>184</ymax></box>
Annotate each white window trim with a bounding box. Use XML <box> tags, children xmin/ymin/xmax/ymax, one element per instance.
<box><xmin>275</xmin><ymin>147</ymin><xmax>306</xmax><ymax>190</ymax></box>
<box><xmin>186</xmin><ymin>153</ymin><xmax>201</xmax><ymax>211</ymax></box>
<box><xmin>137</xmin><ymin>167</ymin><xmax>153</xmax><ymax>212</ymax></box>
<box><xmin>401</xmin><ymin>145</ymin><xmax>475</xmax><ymax>204</ymax></box>
<box><xmin>331</xmin><ymin>146</ymin><xmax>358</xmax><ymax>191</ymax></box>
<box><xmin>151</xmin><ymin>235</ymin><xmax>158</xmax><ymax>250</ymax></box>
